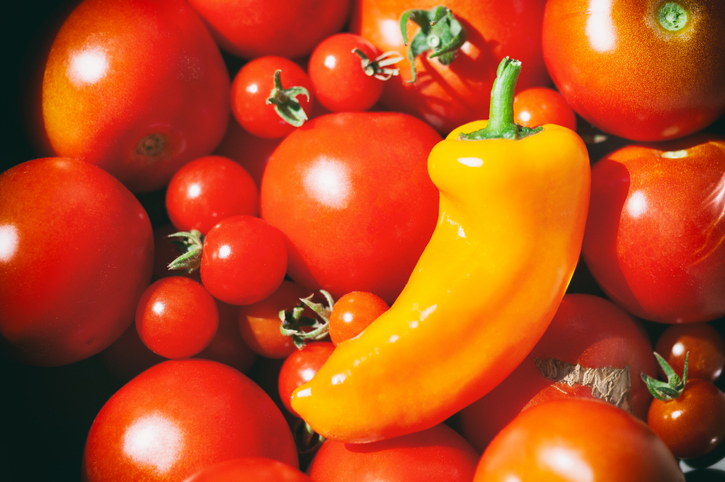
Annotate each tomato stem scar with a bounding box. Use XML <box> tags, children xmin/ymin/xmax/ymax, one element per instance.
<box><xmin>658</xmin><ymin>2</ymin><xmax>688</xmax><ymax>32</ymax></box>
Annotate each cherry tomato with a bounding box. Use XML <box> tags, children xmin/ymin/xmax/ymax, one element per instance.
<box><xmin>308</xmin><ymin>33</ymin><xmax>392</xmax><ymax>113</ymax></box>
<box><xmin>82</xmin><ymin>359</ymin><xmax>299</xmax><ymax>481</ymax></box>
<box><xmin>474</xmin><ymin>398</ymin><xmax>685</xmax><ymax>482</ymax></box>
<box><xmin>328</xmin><ymin>291</ymin><xmax>388</xmax><ymax>345</ymax></box>
<box><xmin>260</xmin><ymin>112</ymin><xmax>441</xmax><ymax>304</ymax></box>
<box><xmin>648</xmin><ymin>378</ymin><xmax>725</xmax><ymax>460</ymax></box>
<box><xmin>655</xmin><ymin>323</ymin><xmax>725</xmax><ymax>383</ymax></box>
<box><xmin>166</xmin><ymin>156</ymin><xmax>259</xmax><ymax>236</ymax></box>
<box><xmin>238</xmin><ymin>280</ymin><xmax>315</xmax><ymax>359</ymax></box>
<box><xmin>186</xmin><ymin>0</ymin><xmax>350</xmax><ymax>59</ymax></box>
<box><xmin>542</xmin><ymin>0</ymin><xmax>725</xmax><ymax>141</ymax></box>
<box><xmin>135</xmin><ymin>277</ymin><xmax>219</xmax><ymax>359</ymax></box>
<box><xmin>40</xmin><ymin>0</ymin><xmax>231</xmax><ymax>192</ymax></box>
<box><xmin>231</xmin><ymin>56</ymin><xmax>314</xmax><ymax>139</ymax></box>
<box><xmin>457</xmin><ymin>293</ymin><xmax>657</xmax><ymax>452</ymax></box>
<box><xmin>278</xmin><ymin>341</ymin><xmax>335</xmax><ymax>417</ymax></box>
<box><xmin>184</xmin><ymin>457</ymin><xmax>312</xmax><ymax>482</ymax></box>
<box><xmin>513</xmin><ymin>87</ymin><xmax>577</xmax><ymax>131</ymax></box>
<box><xmin>0</xmin><ymin>157</ymin><xmax>153</xmax><ymax>366</ymax></box>
<box><xmin>350</xmin><ymin>0</ymin><xmax>551</xmax><ymax>134</ymax></box>
<box><xmin>201</xmin><ymin>215</ymin><xmax>288</xmax><ymax>305</ymax></box>
<box><xmin>582</xmin><ymin>135</ymin><xmax>725</xmax><ymax>323</ymax></box>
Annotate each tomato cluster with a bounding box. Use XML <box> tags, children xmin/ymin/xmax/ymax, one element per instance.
<box><xmin>4</xmin><ymin>0</ymin><xmax>725</xmax><ymax>480</ymax></box>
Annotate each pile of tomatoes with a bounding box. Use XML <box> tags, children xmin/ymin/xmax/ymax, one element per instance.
<box><xmin>3</xmin><ymin>0</ymin><xmax>725</xmax><ymax>481</ymax></box>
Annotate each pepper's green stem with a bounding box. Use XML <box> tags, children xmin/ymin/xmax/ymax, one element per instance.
<box><xmin>459</xmin><ymin>57</ymin><xmax>542</xmax><ymax>141</ymax></box>
<box><xmin>266</xmin><ymin>70</ymin><xmax>310</xmax><ymax>127</ymax></box>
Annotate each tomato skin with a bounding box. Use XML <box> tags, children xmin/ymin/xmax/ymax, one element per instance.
<box><xmin>184</xmin><ymin>457</ymin><xmax>312</xmax><ymax>482</ymax></box>
<box><xmin>82</xmin><ymin>359</ymin><xmax>299</xmax><ymax>481</ymax></box>
<box><xmin>260</xmin><ymin>112</ymin><xmax>441</xmax><ymax>304</ymax></box>
<box><xmin>307</xmin><ymin>423</ymin><xmax>479</xmax><ymax>482</ymax></box>
<box><xmin>0</xmin><ymin>157</ymin><xmax>153</xmax><ymax>366</ymax></box>
<box><xmin>328</xmin><ymin>291</ymin><xmax>388</xmax><ymax>345</ymax></box>
<box><xmin>513</xmin><ymin>87</ymin><xmax>577</xmax><ymax>131</ymax></box>
<box><xmin>648</xmin><ymin>378</ymin><xmax>725</xmax><ymax>460</ymax></box>
<box><xmin>278</xmin><ymin>341</ymin><xmax>335</xmax><ymax>417</ymax></box>
<box><xmin>474</xmin><ymin>398</ymin><xmax>685</xmax><ymax>482</ymax></box>
<box><xmin>40</xmin><ymin>0</ymin><xmax>231</xmax><ymax>193</ymax></box>
<box><xmin>655</xmin><ymin>323</ymin><xmax>725</xmax><ymax>383</ymax></box>
<box><xmin>187</xmin><ymin>0</ymin><xmax>350</xmax><ymax>59</ymax></box>
<box><xmin>582</xmin><ymin>135</ymin><xmax>725</xmax><ymax>323</ymax></box>
<box><xmin>542</xmin><ymin>0</ymin><xmax>725</xmax><ymax>141</ymax></box>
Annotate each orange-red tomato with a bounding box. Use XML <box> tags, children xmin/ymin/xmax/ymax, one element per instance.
<box><xmin>513</xmin><ymin>87</ymin><xmax>577</xmax><ymax>131</ymax></box>
<box><xmin>655</xmin><ymin>323</ymin><xmax>725</xmax><ymax>383</ymax></box>
<box><xmin>184</xmin><ymin>457</ymin><xmax>312</xmax><ymax>482</ymax></box>
<box><xmin>328</xmin><ymin>291</ymin><xmax>388</xmax><ymax>345</ymax></box>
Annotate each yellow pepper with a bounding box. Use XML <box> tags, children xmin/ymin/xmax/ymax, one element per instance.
<box><xmin>291</xmin><ymin>58</ymin><xmax>591</xmax><ymax>443</ymax></box>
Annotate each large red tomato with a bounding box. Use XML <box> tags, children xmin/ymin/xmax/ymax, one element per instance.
<box><xmin>40</xmin><ymin>0</ymin><xmax>231</xmax><ymax>192</ymax></box>
<box><xmin>582</xmin><ymin>135</ymin><xmax>725</xmax><ymax>323</ymax></box>
<box><xmin>0</xmin><ymin>158</ymin><xmax>153</xmax><ymax>366</ymax></box>
<box><xmin>82</xmin><ymin>359</ymin><xmax>299</xmax><ymax>482</ymax></box>
<box><xmin>542</xmin><ymin>0</ymin><xmax>725</xmax><ymax>141</ymax></box>
<box><xmin>349</xmin><ymin>0</ymin><xmax>550</xmax><ymax>134</ymax></box>
<box><xmin>260</xmin><ymin>112</ymin><xmax>441</xmax><ymax>304</ymax></box>
<box><xmin>474</xmin><ymin>398</ymin><xmax>685</xmax><ymax>482</ymax></box>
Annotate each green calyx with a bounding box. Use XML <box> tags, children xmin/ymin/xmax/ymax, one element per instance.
<box><xmin>166</xmin><ymin>229</ymin><xmax>204</xmax><ymax>273</ymax></box>
<box><xmin>400</xmin><ymin>6</ymin><xmax>467</xmax><ymax>83</ymax></box>
<box><xmin>658</xmin><ymin>2</ymin><xmax>688</xmax><ymax>32</ymax></box>
<box><xmin>641</xmin><ymin>351</ymin><xmax>688</xmax><ymax>401</ymax></box>
<box><xmin>279</xmin><ymin>290</ymin><xmax>335</xmax><ymax>349</ymax></box>
<box><xmin>459</xmin><ymin>57</ymin><xmax>542</xmax><ymax>141</ymax></box>
<box><xmin>266</xmin><ymin>69</ymin><xmax>310</xmax><ymax>127</ymax></box>
<box><xmin>352</xmin><ymin>49</ymin><xmax>404</xmax><ymax>81</ymax></box>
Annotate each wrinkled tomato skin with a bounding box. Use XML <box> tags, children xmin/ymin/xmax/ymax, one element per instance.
<box><xmin>582</xmin><ymin>135</ymin><xmax>725</xmax><ymax>323</ymax></box>
<box><xmin>82</xmin><ymin>359</ymin><xmax>299</xmax><ymax>482</ymax></box>
<box><xmin>41</xmin><ymin>0</ymin><xmax>231</xmax><ymax>193</ymax></box>
<box><xmin>0</xmin><ymin>157</ymin><xmax>153</xmax><ymax>367</ymax></box>
<box><xmin>542</xmin><ymin>0</ymin><xmax>725</xmax><ymax>141</ymax></box>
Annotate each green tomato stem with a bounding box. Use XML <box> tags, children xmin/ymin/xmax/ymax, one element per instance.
<box><xmin>658</xmin><ymin>2</ymin><xmax>688</xmax><ymax>31</ymax></box>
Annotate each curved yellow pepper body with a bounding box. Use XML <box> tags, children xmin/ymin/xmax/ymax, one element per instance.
<box><xmin>291</xmin><ymin>120</ymin><xmax>591</xmax><ymax>443</ymax></box>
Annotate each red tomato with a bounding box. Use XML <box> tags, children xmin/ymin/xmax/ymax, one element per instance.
<box><xmin>186</xmin><ymin>0</ymin><xmax>350</xmax><ymax>59</ymax></box>
<box><xmin>457</xmin><ymin>293</ymin><xmax>657</xmax><ymax>452</ymax></box>
<box><xmin>542</xmin><ymin>0</ymin><xmax>725</xmax><ymax>141</ymax></box>
<box><xmin>648</xmin><ymin>378</ymin><xmax>725</xmax><ymax>460</ymax></box>
<box><xmin>184</xmin><ymin>457</ymin><xmax>312</xmax><ymax>482</ymax></box>
<box><xmin>135</xmin><ymin>277</ymin><xmax>219</xmax><ymax>359</ymax></box>
<box><xmin>231</xmin><ymin>56</ymin><xmax>314</xmax><ymax>139</ymax></box>
<box><xmin>0</xmin><ymin>157</ymin><xmax>153</xmax><ymax>366</ymax></box>
<box><xmin>307</xmin><ymin>423</ymin><xmax>479</xmax><ymax>481</ymax></box>
<box><xmin>308</xmin><ymin>33</ymin><xmax>391</xmax><ymax>113</ymax></box>
<box><xmin>582</xmin><ymin>135</ymin><xmax>725</xmax><ymax>323</ymax></box>
<box><xmin>166</xmin><ymin>156</ymin><xmax>259</xmax><ymax>236</ymax></box>
<box><xmin>328</xmin><ymin>291</ymin><xmax>388</xmax><ymax>345</ymax></box>
<box><xmin>278</xmin><ymin>341</ymin><xmax>335</xmax><ymax>417</ymax></box>
<box><xmin>474</xmin><ymin>398</ymin><xmax>684</xmax><ymax>482</ymax></box>
<box><xmin>40</xmin><ymin>0</ymin><xmax>231</xmax><ymax>192</ymax></box>
<box><xmin>513</xmin><ymin>87</ymin><xmax>577</xmax><ymax>131</ymax></box>
<box><xmin>260</xmin><ymin>112</ymin><xmax>441</xmax><ymax>304</ymax></box>
<box><xmin>82</xmin><ymin>359</ymin><xmax>299</xmax><ymax>481</ymax></box>
<box><xmin>349</xmin><ymin>0</ymin><xmax>550</xmax><ymax>134</ymax></box>
<box><xmin>655</xmin><ymin>323</ymin><xmax>725</xmax><ymax>383</ymax></box>
<box><xmin>201</xmin><ymin>215</ymin><xmax>288</xmax><ymax>305</ymax></box>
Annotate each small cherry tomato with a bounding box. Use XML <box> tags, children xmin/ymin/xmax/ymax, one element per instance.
<box><xmin>328</xmin><ymin>291</ymin><xmax>388</xmax><ymax>345</ymax></box>
<box><xmin>655</xmin><ymin>323</ymin><xmax>725</xmax><ymax>383</ymax></box>
<box><xmin>135</xmin><ymin>277</ymin><xmax>219</xmax><ymax>359</ymax></box>
<box><xmin>183</xmin><ymin>456</ymin><xmax>312</xmax><ymax>482</ymax></box>
<box><xmin>308</xmin><ymin>33</ymin><xmax>400</xmax><ymax>113</ymax></box>
<box><xmin>201</xmin><ymin>215</ymin><xmax>288</xmax><ymax>305</ymax></box>
<box><xmin>166</xmin><ymin>155</ymin><xmax>259</xmax><ymax>235</ymax></box>
<box><xmin>278</xmin><ymin>341</ymin><xmax>335</xmax><ymax>417</ymax></box>
<box><xmin>231</xmin><ymin>56</ymin><xmax>314</xmax><ymax>139</ymax></box>
<box><xmin>513</xmin><ymin>86</ymin><xmax>577</xmax><ymax>131</ymax></box>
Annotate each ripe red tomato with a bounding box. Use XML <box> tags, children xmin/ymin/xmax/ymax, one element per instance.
<box><xmin>278</xmin><ymin>341</ymin><xmax>335</xmax><ymax>417</ymax></box>
<box><xmin>82</xmin><ymin>359</ymin><xmax>299</xmax><ymax>481</ymax></box>
<box><xmin>307</xmin><ymin>423</ymin><xmax>479</xmax><ymax>482</ymax></box>
<box><xmin>135</xmin><ymin>277</ymin><xmax>219</xmax><ymax>359</ymax></box>
<box><xmin>186</xmin><ymin>0</ymin><xmax>350</xmax><ymax>59</ymax></box>
<box><xmin>474</xmin><ymin>398</ymin><xmax>685</xmax><ymax>482</ymax></box>
<box><xmin>165</xmin><ymin>156</ymin><xmax>259</xmax><ymax>236</ymax></box>
<box><xmin>328</xmin><ymin>291</ymin><xmax>388</xmax><ymax>345</ymax></box>
<box><xmin>655</xmin><ymin>323</ymin><xmax>725</xmax><ymax>383</ymax></box>
<box><xmin>40</xmin><ymin>0</ymin><xmax>231</xmax><ymax>193</ymax></box>
<box><xmin>201</xmin><ymin>215</ymin><xmax>288</xmax><ymax>305</ymax></box>
<box><xmin>349</xmin><ymin>0</ymin><xmax>550</xmax><ymax>134</ymax></box>
<box><xmin>582</xmin><ymin>135</ymin><xmax>725</xmax><ymax>323</ymax></box>
<box><xmin>0</xmin><ymin>157</ymin><xmax>153</xmax><ymax>366</ymax></box>
<box><xmin>457</xmin><ymin>293</ymin><xmax>657</xmax><ymax>452</ymax></box>
<box><xmin>184</xmin><ymin>457</ymin><xmax>312</xmax><ymax>482</ymax></box>
<box><xmin>542</xmin><ymin>0</ymin><xmax>725</xmax><ymax>141</ymax></box>
<box><xmin>260</xmin><ymin>111</ymin><xmax>441</xmax><ymax>304</ymax></box>
<box><xmin>513</xmin><ymin>87</ymin><xmax>577</xmax><ymax>131</ymax></box>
